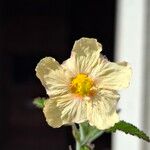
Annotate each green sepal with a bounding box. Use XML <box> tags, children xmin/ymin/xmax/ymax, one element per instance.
<box><xmin>79</xmin><ymin>122</ymin><xmax>104</xmax><ymax>146</ymax></box>
<box><xmin>107</xmin><ymin>120</ymin><xmax>150</xmax><ymax>142</ymax></box>
<box><xmin>72</xmin><ymin>124</ymin><xmax>80</xmax><ymax>142</ymax></box>
<box><xmin>33</xmin><ymin>97</ymin><xmax>46</xmax><ymax>109</ymax></box>
<box><xmin>80</xmin><ymin>145</ymin><xmax>91</xmax><ymax>150</ymax></box>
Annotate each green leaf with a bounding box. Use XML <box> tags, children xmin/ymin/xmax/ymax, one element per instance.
<box><xmin>33</xmin><ymin>97</ymin><xmax>46</xmax><ymax>109</ymax></box>
<box><xmin>107</xmin><ymin>120</ymin><xmax>150</xmax><ymax>142</ymax></box>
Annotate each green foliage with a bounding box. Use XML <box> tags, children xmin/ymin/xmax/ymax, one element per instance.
<box><xmin>72</xmin><ymin>122</ymin><xmax>104</xmax><ymax>150</ymax></box>
<box><xmin>80</xmin><ymin>145</ymin><xmax>91</xmax><ymax>150</ymax></box>
<box><xmin>33</xmin><ymin>97</ymin><xmax>46</xmax><ymax>109</ymax></box>
<box><xmin>79</xmin><ymin>122</ymin><xmax>103</xmax><ymax>145</ymax></box>
<box><xmin>107</xmin><ymin>120</ymin><xmax>150</xmax><ymax>142</ymax></box>
<box><xmin>72</xmin><ymin>124</ymin><xmax>80</xmax><ymax>142</ymax></box>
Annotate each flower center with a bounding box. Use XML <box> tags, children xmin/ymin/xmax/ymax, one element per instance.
<box><xmin>70</xmin><ymin>74</ymin><xmax>93</xmax><ymax>96</ymax></box>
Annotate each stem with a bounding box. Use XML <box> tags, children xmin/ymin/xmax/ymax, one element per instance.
<box><xmin>79</xmin><ymin>124</ymin><xmax>85</xmax><ymax>141</ymax></box>
<box><xmin>76</xmin><ymin>141</ymin><xmax>81</xmax><ymax>150</ymax></box>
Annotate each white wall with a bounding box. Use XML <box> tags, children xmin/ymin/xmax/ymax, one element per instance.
<box><xmin>143</xmin><ymin>0</ymin><xmax>150</xmax><ymax>149</ymax></box>
<box><xmin>112</xmin><ymin>0</ymin><xmax>150</xmax><ymax>150</ymax></box>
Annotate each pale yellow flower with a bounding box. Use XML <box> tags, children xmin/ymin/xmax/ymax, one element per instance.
<box><xmin>35</xmin><ymin>38</ymin><xmax>132</xmax><ymax>130</ymax></box>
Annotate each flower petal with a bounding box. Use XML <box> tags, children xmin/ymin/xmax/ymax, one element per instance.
<box><xmin>44</xmin><ymin>94</ymin><xmax>87</xmax><ymax>127</ymax></box>
<box><xmin>72</xmin><ymin>37</ymin><xmax>102</xmax><ymax>56</ymax></box>
<box><xmin>36</xmin><ymin>57</ymin><xmax>71</xmax><ymax>97</ymax></box>
<box><xmin>62</xmin><ymin>54</ymin><xmax>99</xmax><ymax>76</ymax></box>
<box><xmin>35</xmin><ymin>57</ymin><xmax>60</xmax><ymax>87</ymax></box>
<box><xmin>56</xmin><ymin>94</ymin><xmax>87</xmax><ymax>124</ymax></box>
<box><xmin>62</xmin><ymin>38</ymin><xmax>102</xmax><ymax>76</ymax></box>
<box><xmin>87</xmin><ymin>89</ymin><xmax>120</xmax><ymax>130</ymax></box>
<box><xmin>90</xmin><ymin>55</ymin><xmax>132</xmax><ymax>90</ymax></box>
<box><xmin>43</xmin><ymin>99</ymin><xmax>63</xmax><ymax>128</ymax></box>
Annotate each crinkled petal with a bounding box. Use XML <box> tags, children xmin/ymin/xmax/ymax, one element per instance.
<box><xmin>87</xmin><ymin>89</ymin><xmax>120</xmax><ymax>130</ymax></box>
<box><xmin>43</xmin><ymin>99</ymin><xmax>63</xmax><ymax>128</ymax></box>
<box><xmin>90</xmin><ymin>55</ymin><xmax>132</xmax><ymax>90</ymax></box>
<box><xmin>35</xmin><ymin>57</ymin><xmax>60</xmax><ymax>87</ymax></box>
<box><xmin>36</xmin><ymin>57</ymin><xmax>71</xmax><ymax>97</ymax></box>
<box><xmin>56</xmin><ymin>94</ymin><xmax>87</xmax><ymax>124</ymax></box>
<box><xmin>62</xmin><ymin>38</ymin><xmax>102</xmax><ymax>76</ymax></box>
<box><xmin>72</xmin><ymin>37</ymin><xmax>102</xmax><ymax>56</ymax></box>
<box><xmin>43</xmin><ymin>94</ymin><xmax>87</xmax><ymax>128</ymax></box>
<box><xmin>62</xmin><ymin>54</ymin><xmax>99</xmax><ymax>76</ymax></box>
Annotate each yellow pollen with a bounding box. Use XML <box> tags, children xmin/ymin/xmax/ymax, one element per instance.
<box><xmin>71</xmin><ymin>74</ymin><xmax>93</xmax><ymax>96</ymax></box>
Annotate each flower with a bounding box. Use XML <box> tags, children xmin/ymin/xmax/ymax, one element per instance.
<box><xmin>35</xmin><ymin>38</ymin><xmax>132</xmax><ymax>130</ymax></box>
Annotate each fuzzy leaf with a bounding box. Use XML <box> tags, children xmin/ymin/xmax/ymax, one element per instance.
<box><xmin>107</xmin><ymin>120</ymin><xmax>150</xmax><ymax>142</ymax></box>
<box><xmin>33</xmin><ymin>97</ymin><xmax>46</xmax><ymax>109</ymax></box>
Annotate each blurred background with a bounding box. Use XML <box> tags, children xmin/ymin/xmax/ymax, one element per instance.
<box><xmin>0</xmin><ymin>0</ymin><xmax>149</xmax><ymax>150</ymax></box>
<box><xmin>0</xmin><ymin>0</ymin><xmax>116</xmax><ymax>150</ymax></box>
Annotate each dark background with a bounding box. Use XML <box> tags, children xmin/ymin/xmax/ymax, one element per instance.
<box><xmin>0</xmin><ymin>0</ymin><xmax>116</xmax><ymax>150</ymax></box>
